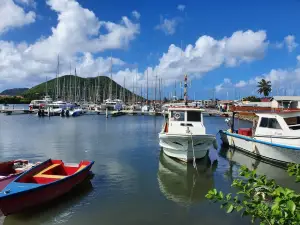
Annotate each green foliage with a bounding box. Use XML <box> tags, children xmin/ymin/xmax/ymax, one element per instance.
<box><xmin>257</xmin><ymin>79</ymin><xmax>272</xmax><ymax>97</ymax></box>
<box><xmin>0</xmin><ymin>97</ymin><xmax>30</xmax><ymax>104</ymax></box>
<box><xmin>206</xmin><ymin>165</ymin><xmax>300</xmax><ymax>225</ymax></box>
<box><xmin>0</xmin><ymin>88</ymin><xmax>29</xmax><ymax>96</ymax></box>
<box><xmin>242</xmin><ymin>96</ymin><xmax>261</xmax><ymax>102</ymax></box>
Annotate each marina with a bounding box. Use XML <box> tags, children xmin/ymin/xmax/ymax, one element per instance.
<box><xmin>0</xmin><ymin>108</ymin><xmax>296</xmax><ymax>224</ymax></box>
<box><xmin>1</xmin><ymin>0</ymin><xmax>300</xmax><ymax>223</ymax></box>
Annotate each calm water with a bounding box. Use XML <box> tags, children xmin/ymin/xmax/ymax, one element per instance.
<box><xmin>0</xmin><ymin>108</ymin><xmax>297</xmax><ymax>225</ymax></box>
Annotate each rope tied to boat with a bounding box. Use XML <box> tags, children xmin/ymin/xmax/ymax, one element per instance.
<box><xmin>189</xmin><ymin>132</ymin><xmax>198</xmax><ymax>173</ymax></box>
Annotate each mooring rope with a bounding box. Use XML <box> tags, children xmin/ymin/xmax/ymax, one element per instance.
<box><xmin>190</xmin><ymin>132</ymin><xmax>198</xmax><ymax>174</ymax></box>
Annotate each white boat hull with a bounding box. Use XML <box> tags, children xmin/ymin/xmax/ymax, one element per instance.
<box><xmin>220</xmin><ymin>131</ymin><xmax>300</xmax><ymax>164</ymax></box>
<box><xmin>159</xmin><ymin>133</ymin><xmax>217</xmax><ymax>162</ymax></box>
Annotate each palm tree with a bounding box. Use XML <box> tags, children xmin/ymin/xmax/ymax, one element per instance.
<box><xmin>257</xmin><ymin>79</ymin><xmax>272</xmax><ymax>97</ymax></box>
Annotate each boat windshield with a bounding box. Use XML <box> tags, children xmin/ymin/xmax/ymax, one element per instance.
<box><xmin>284</xmin><ymin>116</ymin><xmax>300</xmax><ymax>130</ymax></box>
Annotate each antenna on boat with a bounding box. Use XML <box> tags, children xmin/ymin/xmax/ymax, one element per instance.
<box><xmin>184</xmin><ymin>74</ymin><xmax>188</xmax><ymax>106</ymax></box>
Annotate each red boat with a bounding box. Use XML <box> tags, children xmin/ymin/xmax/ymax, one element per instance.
<box><xmin>0</xmin><ymin>159</ymin><xmax>94</xmax><ymax>216</ymax></box>
<box><xmin>0</xmin><ymin>160</ymin><xmax>35</xmax><ymax>191</ymax></box>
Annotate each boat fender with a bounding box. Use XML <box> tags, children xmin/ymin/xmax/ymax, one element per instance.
<box><xmin>213</xmin><ymin>139</ymin><xmax>218</xmax><ymax>150</ymax></box>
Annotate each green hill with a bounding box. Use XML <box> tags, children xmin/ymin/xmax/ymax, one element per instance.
<box><xmin>0</xmin><ymin>88</ymin><xmax>29</xmax><ymax>96</ymax></box>
<box><xmin>23</xmin><ymin>75</ymin><xmax>142</xmax><ymax>103</ymax></box>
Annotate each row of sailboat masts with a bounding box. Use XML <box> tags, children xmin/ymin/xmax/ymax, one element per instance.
<box><xmin>50</xmin><ymin>71</ymin><xmax>147</xmax><ymax>104</ymax></box>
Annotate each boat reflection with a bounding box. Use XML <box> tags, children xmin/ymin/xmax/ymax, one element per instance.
<box><xmin>157</xmin><ymin>151</ymin><xmax>217</xmax><ymax>206</ymax></box>
<box><xmin>3</xmin><ymin>175</ymin><xmax>94</xmax><ymax>225</ymax></box>
<box><xmin>219</xmin><ymin>146</ymin><xmax>298</xmax><ymax>190</ymax></box>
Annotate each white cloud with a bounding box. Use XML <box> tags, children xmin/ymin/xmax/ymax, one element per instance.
<box><xmin>177</xmin><ymin>4</ymin><xmax>186</xmax><ymax>11</ymax></box>
<box><xmin>152</xmin><ymin>30</ymin><xmax>268</xmax><ymax>85</ymax></box>
<box><xmin>297</xmin><ymin>55</ymin><xmax>300</xmax><ymax>64</ymax></box>
<box><xmin>27</xmin><ymin>0</ymin><xmax>140</xmax><ymax>62</ymax></box>
<box><xmin>0</xmin><ymin>0</ymin><xmax>140</xmax><ymax>90</ymax></box>
<box><xmin>15</xmin><ymin>0</ymin><xmax>36</xmax><ymax>8</ymax></box>
<box><xmin>215</xmin><ymin>66</ymin><xmax>300</xmax><ymax>96</ymax></box>
<box><xmin>274</xmin><ymin>35</ymin><xmax>298</xmax><ymax>52</ymax></box>
<box><xmin>155</xmin><ymin>17</ymin><xmax>179</xmax><ymax>35</ymax></box>
<box><xmin>235</xmin><ymin>80</ymin><xmax>247</xmax><ymax>88</ymax></box>
<box><xmin>0</xmin><ymin>0</ymin><xmax>36</xmax><ymax>34</ymax></box>
<box><xmin>215</xmin><ymin>78</ymin><xmax>232</xmax><ymax>92</ymax></box>
<box><xmin>132</xmin><ymin>10</ymin><xmax>140</xmax><ymax>20</ymax></box>
<box><xmin>284</xmin><ymin>35</ymin><xmax>298</xmax><ymax>52</ymax></box>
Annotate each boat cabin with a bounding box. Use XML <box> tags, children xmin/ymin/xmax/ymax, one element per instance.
<box><xmin>163</xmin><ymin>107</ymin><xmax>206</xmax><ymax>135</ymax></box>
<box><xmin>235</xmin><ymin>111</ymin><xmax>300</xmax><ymax>147</ymax></box>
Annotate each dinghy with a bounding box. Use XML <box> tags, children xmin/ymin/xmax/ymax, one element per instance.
<box><xmin>0</xmin><ymin>160</ymin><xmax>35</xmax><ymax>191</ymax></box>
<box><xmin>0</xmin><ymin>159</ymin><xmax>94</xmax><ymax>216</ymax></box>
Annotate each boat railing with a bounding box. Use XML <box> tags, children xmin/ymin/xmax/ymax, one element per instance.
<box><xmin>230</xmin><ymin>106</ymin><xmax>300</xmax><ymax>113</ymax></box>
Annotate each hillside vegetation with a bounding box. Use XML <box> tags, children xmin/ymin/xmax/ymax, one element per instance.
<box><xmin>0</xmin><ymin>88</ymin><xmax>29</xmax><ymax>96</ymax></box>
<box><xmin>23</xmin><ymin>75</ymin><xmax>142</xmax><ymax>102</ymax></box>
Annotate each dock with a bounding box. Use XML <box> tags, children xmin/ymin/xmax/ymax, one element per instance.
<box><xmin>0</xmin><ymin>109</ymin><xmax>37</xmax><ymax>115</ymax></box>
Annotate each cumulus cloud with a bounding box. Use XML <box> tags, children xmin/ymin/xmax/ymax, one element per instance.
<box><xmin>215</xmin><ymin>78</ymin><xmax>232</xmax><ymax>92</ymax></box>
<box><xmin>0</xmin><ymin>0</ymin><xmax>140</xmax><ymax>90</ymax></box>
<box><xmin>177</xmin><ymin>4</ymin><xmax>186</xmax><ymax>11</ymax></box>
<box><xmin>285</xmin><ymin>35</ymin><xmax>298</xmax><ymax>52</ymax></box>
<box><xmin>215</xmin><ymin>65</ymin><xmax>300</xmax><ymax>96</ymax></box>
<box><xmin>27</xmin><ymin>0</ymin><xmax>140</xmax><ymax>62</ymax></box>
<box><xmin>155</xmin><ymin>16</ymin><xmax>179</xmax><ymax>35</ymax></box>
<box><xmin>0</xmin><ymin>0</ymin><xmax>36</xmax><ymax>34</ymax></box>
<box><xmin>151</xmin><ymin>30</ymin><xmax>268</xmax><ymax>85</ymax></box>
<box><xmin>275</xmin><ymin>35</ymin><xmax>298</xmax><ymax>52</ymax></box>
<box><xmin>297</xmin><ymin>55</ymin><xmax>300</xmax><ymax>64</ymax></box>
<box><xmin>132</xmin><ymin>10</ymin><xmax>140</xmax><ymax>20</ymax></box>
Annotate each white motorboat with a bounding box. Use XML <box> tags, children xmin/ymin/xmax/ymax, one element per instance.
<box><xmin>29</xmin><ymin>95</ymin><xmax>53</xmax><ymax>110</ymax></box>
<box><xmin>159</xmin><ymin>106</ymin><xmax>217</xmax><ymax>162</ymax></box>
<box><xmin>220</xmin><ymin>109</ymin><xmax>300</xmax><ymax>165</ymax></box>
<box><xmin>101</xmin><ymin>99</ymin><xmax>124</xmax><ymax>111</ymax></box>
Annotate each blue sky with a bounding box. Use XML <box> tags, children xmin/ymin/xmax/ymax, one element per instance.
<box><xmin>1</xmin><ymin>0</ymin><xmax>300</xmax><ymax>100</ymax></box>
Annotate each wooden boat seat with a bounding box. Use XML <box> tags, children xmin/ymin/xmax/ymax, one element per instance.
<box><xmin>34</xmin><ymin>164</ymin><xmax>66</xmax><ymax>179</ymax></box>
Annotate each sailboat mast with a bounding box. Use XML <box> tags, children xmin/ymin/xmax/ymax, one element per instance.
<box><xmin>184</xmin><ymin>75</ymin><xmax>188</xmax><ymax>106</ymax></box>
<box><xmin>154</xmin><ymin>73</ymin><xmax>157</xmax><ymax>102</ymax></box>
<box><xmin>109</xmin><ymin>56</ymin><xmax>113</xmax><ymax>100</ymax></box>
<box><xmin>74</xmin><ymin>68</ymin><xmax>77</xmax><ymax>103</ymax></box>
<box><xmin>123</xmin><ymin>77</ymin><xmax>126</xmax><ymax>103</ymax></box>
<box><xmin>115</xmin><ymin>80</ymin><xmax>117</xmax><ymax>99</ymax></box>
<box><xmin>45</xmin><ymin>76</ymin><xmax>48</xmax><ymax>96</ymax></box>
<box><xmin>56</xmin><ymin>55</ymin><xmax>60</xmax><ymax>100</ymax></box>
<box><xmin>146</xmin><ymin>69</ymin><xmax>148</xmax><ymax>103</ymax></box>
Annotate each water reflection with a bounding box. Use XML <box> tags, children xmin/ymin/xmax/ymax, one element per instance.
<box><xmin>157</xmin><ymin>151</ymin><xmax>217</xmax><ymax>206</ymax></box>
<box><xmin>219</xmin><ymin>146</ymin><xmax>298</xmax><ymax>190</ymax></box>
<box><xmin>3</xmin><ymin>177</ymin><xmax>94</xmax><ymax>225</ymax></box>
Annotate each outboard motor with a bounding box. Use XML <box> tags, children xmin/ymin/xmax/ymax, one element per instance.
<box><xmin>61</xmin><ymin>109</ymin><xmax>65</xmax><ymax>117</ymax></box>
<box><xmin>38</xmin><ymin>109</ymin><xmax>41</xmax><ymax>117</ymax></box>
<box><xmin>66</xmin><ymin>110</ymin><xmax>70</xmax><ymax>117</ymax></box>
<box><xmin>41</xmin><ymin>110</ymin><xmax>45</xmax><ymax>117</ymax></box>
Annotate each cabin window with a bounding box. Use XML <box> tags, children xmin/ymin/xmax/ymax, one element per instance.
<box><xmin>170</xmin><ymin>111</ymin><xmax>185</xmax><ymax>121</ymax></box>
<box><xmin>259</xmin><ymin>118</ymin><xmax>268</xmax><ymax>128</ymax></box>
<box><xmin>284</xmin><ymin>116</ymin><xmax>300</xmax><ymax>130</ymax></box>
<box><xmin>187</xmin><ymin>111</ymin><xmax>201</xmax><ymax>122</ymax></box>
<box><xmin>268</xmin><ymin>118</ymin><xmax>281</xmax><ymax>129</ymax></box>
<box><xmin>259</xmin><ymin>117</ymin><xmax>281</xmax><ymax>129</ymax></box>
